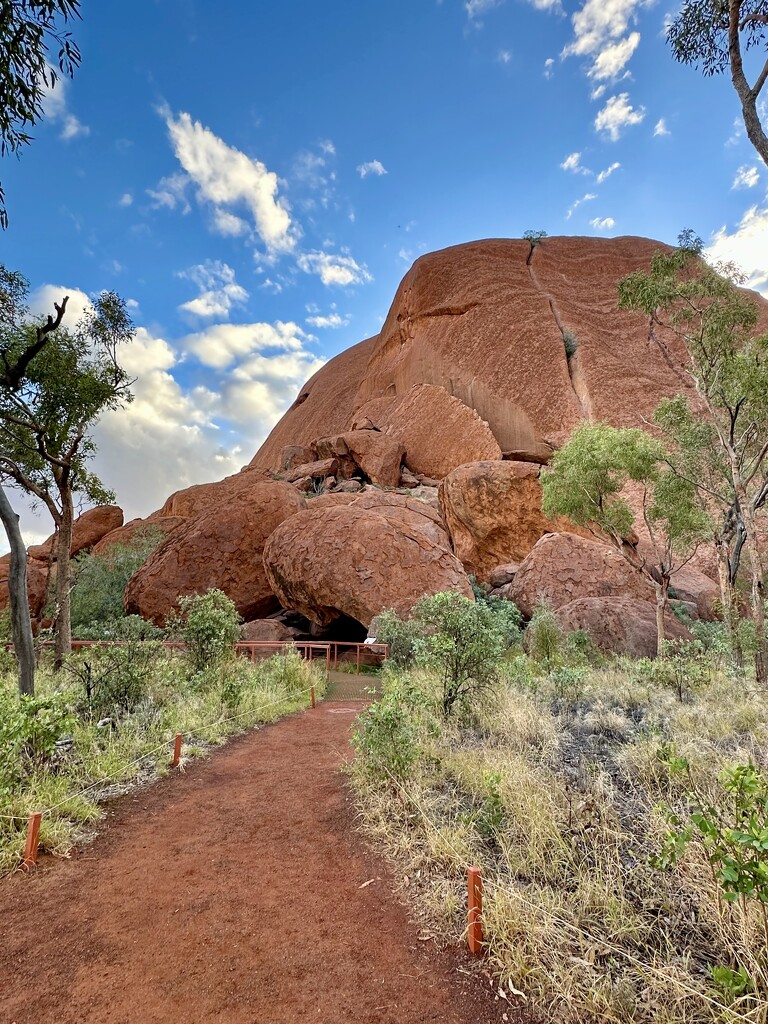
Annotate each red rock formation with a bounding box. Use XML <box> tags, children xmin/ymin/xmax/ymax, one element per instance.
<box><xmin>314</xmin><ymin>430</ymin><xmax>405</xmax><ymax>488</ymax></box>
<box><xmin>124</xmin><ymin>483</ymin><xmax>306</xmax><ymax>625</ymax></box>
<box><xmin>555</xmin><ymin>597</ymin><xmax>692</xmax><ymax>658</ymax></box>
<box><xmin>263</xmin><ymin>505</ymin><xmax>472</xmax><ymax>628</ymax></box>
<box><xmin>439</xmin><ymin>461</ymin><xmax>585</xmax><ymax>579</ymax></box>
<box><xmin>158</xmin><ymin>467</ymin><xmax>268</xmax><ymax>518</ymax></box>
<box><xmin>510</xmin><ymin>532</ymin><xmax>655</xmax><ymax>618</ymax></box>
<box><xmin>92</xmin><ymin>516</ymin><xmax>186</xmax><ymax>557</ymax></box>
<box><xmin>0</xmin><ymin>554</ymin><xmax>49</xmax><ymax>619</ymax></box>
<box><xmin>240</xmin><ymin>619</ymin><xmax>299</xmax><ymax>642</ymax></box>
<box><xmin>28</xmin><ymin>505</ymin><xmax>124</xmax><ymax>561</ymax></box>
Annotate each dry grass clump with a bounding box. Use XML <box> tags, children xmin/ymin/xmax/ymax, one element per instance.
<box><xmin>349</xmin><ymin>661</ymin><xmax>768</xmax><ymax>1024</ymax></box>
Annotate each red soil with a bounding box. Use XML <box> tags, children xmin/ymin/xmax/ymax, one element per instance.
<box><xmin>0</xmin><ymin>704</ymin><xmax>510</xmax><ymax>1024</ymax></box>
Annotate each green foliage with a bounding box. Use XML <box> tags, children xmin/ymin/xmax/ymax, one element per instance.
<box><xmin>0</xmin><ymin>689</ymin><xmax>74</xmax><ymax>793</ymax></box>
<box><xmin>352</xmin><ymin>681</ymin><xmax>427</xmax><ymax>780</ymax></box>
<box><xmin>562</xmin><ymin>330</ymin><xmax>579</xmax><ymax>357</ymax></box>
<box><xmin>369</xmin><ymin>608</ymin><xmax>421</xmax><ymax>667</ymax></box>
<box><xmin>525</xmin><ymin>603</ymin><xmax>565</xmax><ymax>668</ymax></box>
<box><xmin>70</xmin><ymin>528</ymin><xmax>164</xmax><ymax>630</ymax></box>
<box><xmin>0</xmin><ymin>2</ymin><xmax>82</xmax><ymax>229</ymax></box>
<box><xmin>176</xmin><ymin>589</ymin><xmax>240</xmax><ymax>672</ymax></box>
<box><xmin>73</xmin><ymin>615</ymin><xmax>164</xmax><ymax>642</ymax></box>
<box><xmin>708</xmin><ymin>964</ymin><xmax>754</xmax><ymax>1003</ymax></box>
<box><xmin>523</xmin><ymin>229</ymin><xmax>547</xmax><ymax>246</ymax></box>
<box><xmin>65</xmin><ymin>641</ymin><xmax>165</xmax><ymax>721</ymax></box>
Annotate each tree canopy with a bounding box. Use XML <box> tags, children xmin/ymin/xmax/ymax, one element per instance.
<box><xmin>0</xmin><ymin>0</ymin><xmax>82</xmax><ymax>228</ymax></box>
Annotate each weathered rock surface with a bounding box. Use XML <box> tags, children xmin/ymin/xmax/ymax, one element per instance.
<box><xmin>92</xmin><ymin>516</ymin><xmax>187</xmax><ymax>557</ymax></box>
<box><xmin>439</xmin><ymin>462</ymin><xmax>582</xmax><ymax>580</ymax></box>
<box><xmin>284</xmin><ymin>458</ymin><xmax>339</xmax><ymax>484</ymax></box>
<box><xmin>158</xmin><ymin>468</ymin><xmax>268</xmax><ymax>518</ymax></box>
<box><xmin>488</xmin><ymin>563</ymin><xmax>520</xmax><ymax>589</ymax></box>
<box><xmin>0</xmin><ymin>554</ymin><xmax>49</xmax><ymax>619</ymax></box>
<box><xmin>125</xmin><ymin>483</ymin><xmax>306</xmax><ymax>625</ymax></box>
<box><xmin>555</xmin><ymin>597</ymin><xmax>692</xmax><ymax>658</ymax></box>
<box><xmin>314</xmin><ymin>430</ymin><xmax>405</xmax><ymax>488</ymax></box>
<box><xmin>670</xmin><ymin>566</ymin><xmax>721</xmax><ymax>622</ymax></box>
<box><xmin>280</xmin><ymin>445</ymin><xmax>317</xmax><ymax>471</ymax></box>
<box><xmin>510</xmin><ymin>532</ymin><xmax>655</xmax><ymax>618</ymax></box>
<box><xmin>240</xmin><ymin>619</ymin><xmax>299</xmax><ymax>643</ymax></box>
<box><xmin>263</xmin><ymin>505</ymin><xmax>472</xmax><ymax>628</ymax></box>
<box><xmin>353</xmin><ymin>384</ymin><xmax>502</xmax><ymax>479</ymax></box>
<box><xmin>28</xmin><ymin>505</ymin><xmax>124</xmax><ymax>561</ymax></box>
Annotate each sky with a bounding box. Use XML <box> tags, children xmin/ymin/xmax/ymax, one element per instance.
<box><xmin>2</xmin><ymin>0</ymin><xmax>768</xmax><ymax>545</ymax></box>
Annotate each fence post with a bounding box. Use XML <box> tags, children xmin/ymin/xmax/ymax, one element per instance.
<box><xmin>172</xmin><ymin>734</ymin><xmax>183</xmax><ymax>768</ymax></box>
<box><xmin>310</xmin><ymin>685</ymin><xmax>316</xmax><ymax>709</ymax></box>
<box><xmin>467</xmin><ymin>866</ymin><xmax>483</xmax><ymax>954</ymax></box>
<box><xmin>22</xmin><ymin>812</ymin><xmax>43</xmax><ymax>871</ymax></box>
<box><xmin>356</xmin><ymin>645</ymin><xmax>361</xmax><ymax>675</ymax></box>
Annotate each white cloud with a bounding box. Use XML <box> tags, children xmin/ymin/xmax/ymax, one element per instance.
<box><xmin>566</xmin><ymin>192</ymin><xmax>597</xmax><ymax>219</ymax></box>
<box><xmin>498</xmin><ymin>50</ymin><xmax>512</xmax><ymax>64</ymax></box>
<box><xmin>706</xmin><ymin>205</ymin><xmax>768</xmax><ymax>295</ymax></box>
<box><xmin>654</xmin><ymin>117</ymin><xmax>670</xmax><ymax>137</ymax></box>
<box><xmin>587</xmin><ymin>31</ymin><xmax>640</xmax><ymax>79</ymax></box>
<box><xmin>28</xmin><ymin>284</ymin><xmax>92</xmax><ymax>327</ymax></box>
<box><xmin>146</xmin><ymin>172</ymin><xmax>191</xmax><ymax>212</ymax></box>
<box><xmin>178</xmin><ymin>261</ymin><xmax>249</xmax><ymax>320</ymax></box>
<box><xmin>561</xmin><ymin>151</ymin><xmax>592</xmax><ymax>174</ymax></box>
<box><xmin>118</xmin><ymin>193</ymin><xmax>133</xmax><ymax>207</ymax></box>
<box><xmin>212</xmin><ymin>208</ymin><xmax>250</xmax><ymax>236</ymax></box>
<box><xmin>590</xmin><ymin>83</ymin><xmax>607</xmax><ymax>100</ymax></box>
<box><xmin>544</xmin><ymin>57</ymin><xmax>555</xmax><ymax>77</ymax></box>
<box><xmin>357</xmin><ymin>159</ymin><xmax>388</xmax><ymax>178</ymax></box>
<box><xmin>562</xmin><ymin>0</ymin><xmax>649</xmax><ymax>81</ymax></box>
<box><xmin>594</xmin><ymin>92</ymin><xmax>645</xmax><ymax>140</ymax></box>
<box><xmin>732</xmin><ymin>165</ymin><xmax>760</xmax><ymax>189</ymax></box>
<box><xmin>596</xmin><ymin>160</ymin><xmax>621</xmax><ymax>183</ymax></box>
<box><xmin>590</xmin><ymin>216</ymin><xmax>615</xmax><ymax>229</ymax></box>
<box><xmin>306</xmin><ymin>312</ymin><xmax>350</xmax><ymax>328</ymax></box>
<box><xmin>161</xmin><ymin>109</ymin><xmax>296</xmax><ymax>255</ymax></box>
<box><xmin>319</xmin><ymin>139</ymin><xmax>336</xmax><ymax>156</ymax></box>
<box><xmin>43</xmin><ymin>72</ymin><xmax>89</xmax><ymax>141</ymax></box>
<box><xmin>297</xmin><ymin>250</ymin><xmax>373</xmax><ymax>287</ymax></box>
<box><xmin>466</xmin><ymin>0</ymin><xmax>501</xmax><ymax>19</ymax></box>
<box><xmin>183</xmin><ymin>320</ymin><xmax>312</xmax><ymax>370</ymax></box>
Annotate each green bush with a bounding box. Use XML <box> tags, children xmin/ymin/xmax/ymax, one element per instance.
<box><xmin>352</xmin><ymin>682</ymin><xmax>425</xmax><ymax>780</ymax></box>
<box><xmin>525</xmin><ymin>602</ymin><xmax>565</xmax><ymax>667</ymax></box>
<box><xmin>70</xmin><ymin>527</ymin><xmax>164</xmax><ymax>629</ymax></box>
<box><xmin>369</xmin><ymin>608</ymin><xmax>423</xmax><ymax>667</ymax></box>
<box><xmin>0</xmin><ymin>689</ymin><xmax>74</xmax><ymax>793</ymax></box>
<box><xmin>74</xmin><ymin>615</ymin><xmax>164</xmax><ymax>641</ymax></box>
<box><xmin>562</xmin><ymin>330</ymin><xmax>579</xmax><ymax>357</ymax></box>
<box><xmin>176</xmin><ymin>589</ymin><xmax>240</xmax><ymax>672</ymax></box>
<box><xmin>65</xmin><ymin>641</ymin><xmax>165</xmax><ymax>721</ymax></box>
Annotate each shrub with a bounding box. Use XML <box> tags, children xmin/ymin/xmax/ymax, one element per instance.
<box><xmin>65</xmin><ymin>641</ymin><xmax>165</xmax><ymax>721</ymax></box>
<box><xmin>0</xmin><ymin>689</ymin><xmax>74</xmax><ymax>793</ymax></box>
<box><xmin>177</xmin><ymin>589</ymin><xmax>240</xmax><ymax>672</ymax></box>
<box><xmin>352</xmin><ymin>683</ymin><xmax>426</xmax><ymax>780</ymax></box>
<box><xmin>70</xmin><ymin>527</ymin><xmax>164</xmax><ymax>629</ymax></box>
<box><xmin>562</xmin><ymin>330</ymin><xmax>579</xmax><ymax>357</ymax></box>
<box><xmin>369</xmin><ymin>608</ymin><xmax>423</xmax><ymax>667</ymax></box>
<box><xmin>74</xmin><ymin>615</ymin><xmax>164</xmax><ymax>641</ymax></box>
<box><xmin>525</xmin><ymin>602</ymin><xmax>565</xmax><ymax>667</ymax></box>
<box><xmin>523</xmin><ymin>229</ymin><xmax>547</xmax><ymax>247</ymax></box>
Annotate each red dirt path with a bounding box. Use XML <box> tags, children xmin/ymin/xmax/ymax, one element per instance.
<box><xmin>0</xmin><ymin>704</ymin><xmax>507</xmax><ymax>1024</ymax></box>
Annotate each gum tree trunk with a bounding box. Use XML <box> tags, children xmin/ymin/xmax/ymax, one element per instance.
<box><xmin>0</xmin><ymin>484</ymin><xmax>35</xmax><ymax>695</ymax></box>
<box><xmin>53</xmin><ymin>489</ymin><xmax>74</xmax><ymax>670</ymax></box>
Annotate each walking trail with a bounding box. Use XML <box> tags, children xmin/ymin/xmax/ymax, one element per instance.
<box><xmin>0</xmin><ymin>702</ymin><xmax>505</xmax><ymax>1024</ymax></box>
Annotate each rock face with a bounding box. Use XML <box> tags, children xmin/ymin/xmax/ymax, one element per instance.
<box><xmin>510</xmin><ymin>532</ymin><xmax>655</xmax><ymax>618</ymax></box>
<box><xmin>92</xmin><ymin>516</ymin><xmax>187</xmax><ymax>557</ymax></box>
<box><xmin>240</xmin><ymin>619</ymin><xmax>298</xmax><ymax>643</ymax></box>
<box><xmin>28</xmin><ymin>505</ymin><xmax>124</xmax><ymax>561</ymax></box>
<box><xmin>352</xmin><ymin>384</ymin><xmax>502</xmax><ymax>478</ymax></box>
<box><xmin>0</xmin><ymin>554</ymin><xmax>49</xmax><ymax>619</ymax></box>
<box><xmin>670</xmin><ymin>566</ymin><xmax>721</xmax><ymax>622</ymax></box>
<box><xmin>314</xmin><ymin>430</ymin><xmax>405</xmax><ymax>488</ymax></box>
<box><xmin>556</xmin><ymin>597</ymin><xmax>692</xmax><ymax>658</ymax></box>
<box><xmin>438</xmin><ymin>461</ymin><xmax>582</xmax><ymax>579</ymax></box>
<box><xmin>158</xmin><ymin>468</ymin><xmax>269</xmax><ymax>518</ymax></box>
<box><xmin>263</xmin><ymin>505</ymin><xmax>472</xmax><ymax>628</ymax></box>
<box><xmin>124</xmin><ymin>483</ymin><xmax>306</xmax><ymax>625</ymax></box>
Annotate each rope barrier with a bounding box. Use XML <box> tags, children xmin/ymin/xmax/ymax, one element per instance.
<box><xmin>381</xmin><ymin>766</ymin><xmax>761</xmax><ymax>1024</ymax></box>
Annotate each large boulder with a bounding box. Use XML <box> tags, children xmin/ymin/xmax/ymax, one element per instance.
<box><xmin>28</xmin><ymin>505</ymin><xmax>124</xmax><ymax>561</ymax></box>
<box><xmin>351</xmin><ymin>384</ymin><xmax>502</xmax><ymax>479</ymax></box>
<box><xmin>240</xmin><ymin>619</ymin><xmax>299</xmax><ymax>643</ymax></box>
<box><xmin>157</xmin><ymin>467</ymin><xmax>269</xmax><ymax>518</ymax></box>
<box><xmin>263</xmin><ymin>505</ymin><xmax>472</xmax><ymax>628</ymax></box>
<box><xmin>313</xmin><ymin>430</ymin><xmax>405</xmax><ymax>488</ymax></box>
<box><xmin>124</xmin><ymin>482</ymin><xmax>306</xmax><ymax>625</ymax></box>
<box><xmin>510</xmin><ymin>532</ymin><xmax>654</xmax><ymax>618</ymax></box>
<box><xmin>555</xmin><ymin>597</ymin><xmax>692</xmax><ymax>658</ymax></box>
<box><xmin>438</xmin><ymin>461</ymin><xmax>582</xmax><ymax>579</ymax></box>
<box><xmin>670</xmin><ymin>566</ymin><xmax>721</xmax><ymax>622</ymax></box>
<box><xmin>92</xmin><ymin>515</ymin><xmax>187</xmax><ymax>557</ymax></box>
<box><xmin>0</xmin><ymin>555</ymin><xmax>49</xmax><ymax>619</ymax></box>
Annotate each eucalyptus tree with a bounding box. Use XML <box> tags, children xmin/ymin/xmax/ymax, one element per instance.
<box><xmin>618</xmin><ymin>234</ymin><xmax>768</xmax><ymax>682</ymax></box>
<box><xmin>541</xmin><ymin>422</ymin><xmax>711</xmax><ymax>654</ymax></box>
<box><xmin>0</xmin><ymin>275</ymin><xmax>134</xmax><ymax>667</ymax></box>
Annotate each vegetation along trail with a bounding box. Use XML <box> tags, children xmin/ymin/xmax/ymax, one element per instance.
<box><xmin>0</xmin><ymin>703</ymin><xmax>506</xmax><ymax>1024</ymax></box>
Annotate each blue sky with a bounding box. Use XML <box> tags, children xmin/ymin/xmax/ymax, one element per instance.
<box><xmin>3</xmin><ymin>0</ymin><xmax>768</xmax><ymax>541</ymax></box>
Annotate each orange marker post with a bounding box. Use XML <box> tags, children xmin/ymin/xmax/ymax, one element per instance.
<box><xmin>467</xmin><ymin>866</ymin><xmax>483</xmax><ymax>954</ymax></box>
<box><xmin>172</xmin><ymin>733</ymin><xmax>183</xmax><ymax>768</ymax></box>
<box><xmin>22</xmin><ymin>812</ymin><xmax>43</xmax><ymax>871</ymax></box>
<box><xmin>310</xmin><ymin>685</ymin><xmax>316</xmax><ymax>709</ymax></box>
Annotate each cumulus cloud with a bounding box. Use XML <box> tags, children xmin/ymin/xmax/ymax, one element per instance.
<box><xmin>297</xmin><ymin>250</ymin><xmax>373</xmax><ymax>287</ymax></box>
<box><xmin>594</xmin><ymin>93</ymin><xmax>645</xmax><ymax>140</ymax></box>
<box><xmin>357</xmin><ymin>159</ymin><xmax>388</xmax><ymax>178</ymax></box>
<box><xmin>562</xmin><ymin>0</ymin><xmax>649</xmax><ymax>81</ymax></box>
<box><xmin>654</xmin><ymin>117</ymin><xmax>670</xmax><ymax>137</ymax></box>
<box><xmin>706</xmin><ymin>205</ymin><xmax>768</xmax><ymax>295</ymax></box>
<box><xmin>28</xmin><ymin>284</ymin><xmax>92</xmax><ymax>327</ymax></box>
<box><xmin>590</xmin><ymin>216</ymin><xmax>615</xmax><ymax>229</ymax></box>
<box><xmin>212</xmin><ymin>208</ymin><xmax>250</xmax><ymax>236</ymax></box>
<box><xmin>544</xmin><ymin>57</ymin><xmax>555</xmax><ymax>77</ymax></box>
<box><xmin>146</xmin><ymin>172</ymin><xmax>191</xmax><ymax>212</ymax></box>
<box><xmin>566</xmin><ymin>192</ymin><xmax>597</xmax><ymax>219</ymax></box>
<box><xmin>466</xmin><ymin>0</ymin><xmax>502</xmax><ymax>19</ymax></box>
<box><xmin>118</xmin><ymin>193</ymin><xmax>133</xmax><ymax>207</ymax></box>
<box><xmin>733</xmin><ymin>165</ymin><xmax>760</xmax><ymax>189</ymax></box>
<box><xmin>160</xmin><ymin>109</ymin><xmax>296</xmax><ymax>255</ymax></box>
<box><xmin>498</xmin><ymin>50</ymin><xmax>512</xmax><ymax>63</ymax></box>
<box><xmin>561</xmin><ymin>152</ymin><xmax>592</xmax><ymax>174</ymax></box>
<box><xmin>183</xmin><ymin>320</ymin><xmax>313</xmax><ymax>370</ymax></box>
<box><xmin>178</xmin><ymin>261</ymin><xmax>249</xmax><ymax>319</ymax></box>
<box><xmin>306</xmin><ymin>312</ymin><xmax>350</xmax><ymax>328</ymax></box>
